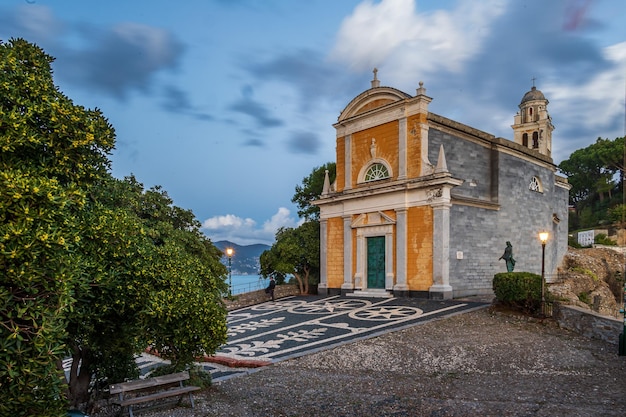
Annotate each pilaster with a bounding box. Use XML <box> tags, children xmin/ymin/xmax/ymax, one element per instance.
<box><xmin>394</xmin><ymin>208</ymin><xmax>408</xmax><ymax>295</ymax></box>
<box><xmin>341</xmin><ymin>215</ymin><xmax>354</xmax><ymax>293</ymax></box>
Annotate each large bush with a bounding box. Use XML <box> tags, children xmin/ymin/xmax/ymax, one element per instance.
<box><xmin>1</xmin><ymin>39</ymin><xmax>228</xmax><ymax>415</ymax></box>
<box><xmin>493</xmin><ymin>272</ymin><xmax>543</xmax><ymax>314</ymax></box>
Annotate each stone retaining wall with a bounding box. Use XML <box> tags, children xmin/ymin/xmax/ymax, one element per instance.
<box><xmin>554</xmin><ymin>304</ymin><xmax>624</xmax><ymax>346</ymax></box>
<box><xmin>224</xmin><ymin>284</ymin><xmax>301</xmax><ymax>311</ymax></box>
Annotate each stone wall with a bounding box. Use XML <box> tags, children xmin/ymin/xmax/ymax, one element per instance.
<box><xmin>554</xmin><ymin>304</ymin><xmax>624</xmax><ymax>346</ymax></box>
<box><xmin>224</xmin><ymin>284</ymin><xmax>301</xmax><ymax>311</ymax></box>
<box><xmin>428</xmin><ymin>126</ymin><xmax>569</xmax><ymax>297</ymax></box>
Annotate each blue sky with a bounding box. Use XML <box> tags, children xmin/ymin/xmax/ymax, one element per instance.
<box><xmin>1</xmin><ymin>0</ymin><xmax>625</xmax><ymax>245</ymax></box>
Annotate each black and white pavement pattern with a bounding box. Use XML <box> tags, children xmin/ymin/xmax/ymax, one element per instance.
<box><xmin>64</xmin><ymin>295</ymin><xmax>487</xmax><ymax>383</ymax></box>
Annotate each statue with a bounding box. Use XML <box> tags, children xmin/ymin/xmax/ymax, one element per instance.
<box><xmin>499</xmin><ymin>241</ymin><xmax>516</xmax><ymax>272</ymax></box>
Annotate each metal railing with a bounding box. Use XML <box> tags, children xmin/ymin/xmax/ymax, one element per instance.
<box><xmin>230</xmin><ymin>279</ymin><xmax>267</xmax><ymax>295</ymax></box>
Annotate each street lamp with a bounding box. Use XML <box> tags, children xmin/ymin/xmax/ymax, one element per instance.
<box><xmin>226</xmin><ymin>248</ymin><xmax>234</xmax><ymax>296</ymax></box>
<box><xmin>539</xmin><ymin>231</ymin><xmax>549</xmax><ymax>316</ymax></box>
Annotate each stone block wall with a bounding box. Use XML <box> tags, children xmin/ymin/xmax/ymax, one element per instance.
<box><xmin>554</xmin><ymin>304</ymin><xmax>623</xmax><ymax>346</ymax></box>
<box><xmin>224</xmin><ymin>284</ymin><xmax>301</xmax><ymax>311</ymax></box>
<box><xmin>428</xmin><ymin>126</ymin><xmax>569</xmax><ymax>297</ymax></box>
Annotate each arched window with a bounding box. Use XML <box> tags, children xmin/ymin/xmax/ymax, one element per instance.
<box><xmin>364</xmin><ymin>163</ymin><xmax>390</xmax><ymax>182</ymax></box>
<box><xmin>529</xmin><ymin>176</ymin><xmax>543</xmax><ymax>193</ymax></box>
<box><xmin>522</xmin><ymin>133</ymin><xmax>528</xmax><ymax>147</ymax></box>
<box><xmin>532</xmin><ymin>132</ymin><xmax>539</xmax><ymax>149</ymax></box>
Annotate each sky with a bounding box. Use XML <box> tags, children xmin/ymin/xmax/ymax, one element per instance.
<box><xmin>1</xmin><ymin>0</ymin><xmax>625</xmax><ymax>246</ymax></box>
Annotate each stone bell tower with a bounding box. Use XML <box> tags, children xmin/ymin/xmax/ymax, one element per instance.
<box><xmin>512</xmin><ymin>83</ymin><xmax>554</xmax><ymax>158</ymax></box>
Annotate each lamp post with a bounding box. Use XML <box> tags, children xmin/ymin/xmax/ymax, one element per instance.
<box><xmin>226</xmin><ymin>248</ymin><xmax>233</xmax><ymax>297</ymax></box>
<box><xmin>539</xmin><ymin>231</ymin><xmax>549</xmax><ymax>316</ymax></box>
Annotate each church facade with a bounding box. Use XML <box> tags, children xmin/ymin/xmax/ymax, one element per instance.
<box><xmin>314</xmin><ymin>73</ymin><xmax>570</xmax><ymax>299</ymax></box>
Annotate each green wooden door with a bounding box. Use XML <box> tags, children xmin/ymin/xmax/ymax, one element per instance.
<box><xmin>367</xmin><ymin>236</ymin><xmax>385</xmax><ymax>289</ymax></box>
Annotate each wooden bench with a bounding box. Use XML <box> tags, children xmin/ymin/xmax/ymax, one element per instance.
<box><xmin>109</xmin><ymin>371</ymin><xmax>200</xmax><ymax>417</ymax></box>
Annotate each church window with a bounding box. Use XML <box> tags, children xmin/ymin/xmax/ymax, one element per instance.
<box><xmin>364</xmin><ymin>163</ymin><xmax>390</xmax><ymax>182</ymax></box>
<box><xmin>522</xmin><ymin>133</ymin><xmax>528</xmax><ymax>147</ymax></box>
<box><xmin>529</xmin><ymin>176</ymin><xmax>543</xmax><ymax>193</ymax></box>
<box><xmin>532</xmin><ymin>132</ymin><xmax>539</xmax><ymax>148</ymax></box>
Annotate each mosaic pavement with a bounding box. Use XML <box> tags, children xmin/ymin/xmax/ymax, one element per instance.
<box><xmin>64</xmin><ymin>295</ymin><xmax>488</xmax><ymax>382</ymax></box>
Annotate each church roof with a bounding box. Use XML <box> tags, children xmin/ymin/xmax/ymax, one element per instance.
<box><xmin>520</xmin><ymin>86</ymin><xmax>546</xmax><ymax>104</ymax></box>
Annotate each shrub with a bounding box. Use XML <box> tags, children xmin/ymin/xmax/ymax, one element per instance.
<box><xmin>578</xmin><ymin>291</ymin><xmax>591</xmax><ymax>305</ymax></box>
<box><xmin>594</xmin><ymin>233</ymin><xmax>616</xmax><ymax>246</ymax></box>
<box><xmin>147</xmin><ymin>364</ymin><xmax>211</xmax><ymax>388</ymax></box>
<box><xmin>568</xmin><ymin>235</ymin><xmax>583</xmax><ymax>248</ymax></box>
<box><xmin>493</xmin><ymin>272</ymin><xmax>542</xmax><ymax>314</ymax></box>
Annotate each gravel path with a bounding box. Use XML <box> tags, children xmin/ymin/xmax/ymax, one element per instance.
<box><xmin>92</xmin><ymin>306</ymin><xmax>626</xmax><ymax>417</ymax></box>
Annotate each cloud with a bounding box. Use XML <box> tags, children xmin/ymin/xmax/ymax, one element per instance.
<box><xmin>244</xmin><ymin>49</ymin><xmax>352</xmax><ymax>110</ymax></box>
<box><xmin>229</xmin><ymin>85</ymin><xmax>284</xmax><ymax>128</ymax></box>
<box><xmin>545</xmin><ymin>41</ymin><xmax>626</xmax><ymax>161</ymax></box>
<box><xmin>60</xmin><ymin>22</ymin><xmax>184</xmax><ymax>99</ymax></box>
<box><xmin>286</xmin><ymin>131</ymin><xmax>321</xmax><ymax>155</ymax></box>
<box><xmin>328</xmin><ymin>0</ymin><xmax>624</xmax><ymax>165</ymax></box>
<box><xmin>1</xmin><ymin>4</ymin><xmax>187</xmax><ymax>102</ymax></box>
<box><xmin>330</xmin><ymin>0</ymin><xmax>506</xmax><ymax>75</ymax></box>
<box><xmin>201</xmin><ymin>207</ymin><xmax>300</xmax><ymax>245</ymax></box>
<box><xmin>161</xmin><ymin>84</ymin><xmax>213</xmax><ymax>121</ymax></box>
<box><xmin>0</xmin><ymin>4</ymin><xmax>64</xmax><ymax>46</ymax></box>
<box><xmin>244</xmin><ymin>138</ymin><xmax>265</xmax><ymax>147</ymax></box>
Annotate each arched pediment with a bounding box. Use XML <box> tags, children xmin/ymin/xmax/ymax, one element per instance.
<box><xmin>338</xmin><ymin>87</ymin><xmax>411</xmax><ymax>123</ymax></box>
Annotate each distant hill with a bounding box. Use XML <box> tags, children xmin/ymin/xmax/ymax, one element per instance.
<box><xmin>214</xmin><ymin>240</ymin><xmax>270</xmax><ymax>275</ymax></box>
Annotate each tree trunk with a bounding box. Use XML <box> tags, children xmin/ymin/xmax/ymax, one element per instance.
<box><xmin>294</xmin><ymin>273</ymin><xmax>304</xmax><ymax>294</ymax></box>
<box><xmin>68</xmin><ymin>344</ymin><xmax>93</xmax><ymax>408</ymax></box>
<box><xmin>302</xmin><ymin>266</ymin><xmax>310</xmax><ymax>295</ymax></box>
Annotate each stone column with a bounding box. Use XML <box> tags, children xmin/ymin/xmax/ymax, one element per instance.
<box><xmin>429</xmin><ymin>202</ymin><xmax>453</xmax><ymax>299</ymax></box>
<box><xmin>341</xmin><ymin>215</ymin><xmax>354</xmax><ymax>294</ymax></box>
<box><xmin>318</xmin><ymin>219</ymin><xmax>328</xmax><ymax>295</ymax></box>
<box><xmin>394</xmin><ymin>208</ymin><xmax>408</xmax><ymax>296</ymax></box>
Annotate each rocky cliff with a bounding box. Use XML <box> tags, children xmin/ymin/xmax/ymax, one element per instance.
<box><xmin>550</xmin><ymin>247</ymin><xmax>625</xmax><ymax>317</ymax></box>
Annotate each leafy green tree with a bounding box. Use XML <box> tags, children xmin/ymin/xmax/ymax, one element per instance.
<box><xmin>261</xmin><ymin>222</ymin><xmax>320</xmax><ymax>294</ymax></box>
<box><xmin>1</xmin><ymin>39</ymin><xmax>228</xmax><ymax>414</ymax></box>
<box><xmin>559</xmin><ymin>137</ymin><xmax>623</xmax><ymax>208</ymax></box>
<box><xmin>259</xmin><ymin>249</ymin><xmax>287</xmax><ymax>284</ymax></box>
<box><xmin>608</xmin><ymin>204</ymin><xmax>626</xmax><ymax>228</ymax></box>
<box><xmin>292</xmin><ymin>162</ymin><xmax>335</xmax><ymax>221</ymax></box>
<box><xmin>263</xmin><ymin>163</ymin><xmax>333</xmax><ymax>293</ymax></box>
<box><xmin>1</xmin><ymin>38</ymin><xmax>114</xmax><ymax>417</ymax></box>
<box><xmin>65</xmin><ymin>177</ymin><xmax>229</xmax><ymax>407</ymax></box>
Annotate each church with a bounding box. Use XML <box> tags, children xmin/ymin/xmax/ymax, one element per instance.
<box><xmin>313</xmin><ymin>71</ymin><xmax>570</xmax><ymax>299</ymax></box>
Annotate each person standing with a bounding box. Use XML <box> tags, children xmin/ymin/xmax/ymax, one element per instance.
<box><xmin>266</xmin><ymin>277</ymin><xmax>276</xmax><ymax>301</ymax></box>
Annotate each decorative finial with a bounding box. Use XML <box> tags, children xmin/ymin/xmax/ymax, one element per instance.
<box><xmin>416</xmin><ymin>81</ymin><xmax>426</xmax><ymax>96</ymax></box>
<box><xmin>531</xmin><ymin>76</ymin><xmax>536</xmax><ymax>88</ymax></box>
<box><xmin>371</xmin><ymin>68</ymin><xmax>380</xmax><ymax>88</ymax></box>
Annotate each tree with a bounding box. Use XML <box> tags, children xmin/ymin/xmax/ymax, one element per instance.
<box><xmin>262</xmin><ymin>163</ymin><xmax>333</xmax><ymax>294</ymax></box>
<box><xmin>558</xmin><ymin>137</ymin><xmax>623</xmax><ymax>208</ymax></box>
<box><xmin>292</xmin><ymin>162</ymin><xmax>335</xmax><ymax>221</ymax></box>
<box><xmin>260</xmin><ymin>222</ymin><xmax>320</xmax><ymax>294</ymax></box>
<box><xmin>1</xmin><ymin>38</ymin><xmax>114</xmax><ymax>417</ymax></box>
<box><xmin>1</xmin><ymin>39</ymin><xmax>228</xmax><ymax>415</ymax></box>
<box><xmin>64</xmin><ymin>177</ymin><xmax>229</xmax><ymax>407</ymax></box>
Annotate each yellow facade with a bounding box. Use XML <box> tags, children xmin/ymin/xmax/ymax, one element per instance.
<box><xmin>406</xmin><ymin>206</ymin><xmax>433</xmax><ymax>290</ymax></box>
<box><xmin>316</xmin><ymin>78</ymin><xmax>458</xmax><ymax>299</ymax></box>
<box><xmin>351</xmin><ymin>121</ymin><xmax>399</xmax><ymax>186</ymax></box>
<box><xmin>335</xmin><ymin>137</ymin><xmax>345</xmax><ymax>192</ymax></box>
<box><xmin>325</xmin><ymin>217</ymin><xmax>344</xmax><ymax>289</ymax></box>
<box><xmin>406</xmin><ymin>114</ymin><xmax>425</xmax><ymax>178</ymax></box>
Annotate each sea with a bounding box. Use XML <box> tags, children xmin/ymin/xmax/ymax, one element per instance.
<box><xmin>227</xmin><ymin>274</ymin><xmax>268</xmax><ymax>295</ymax></box>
